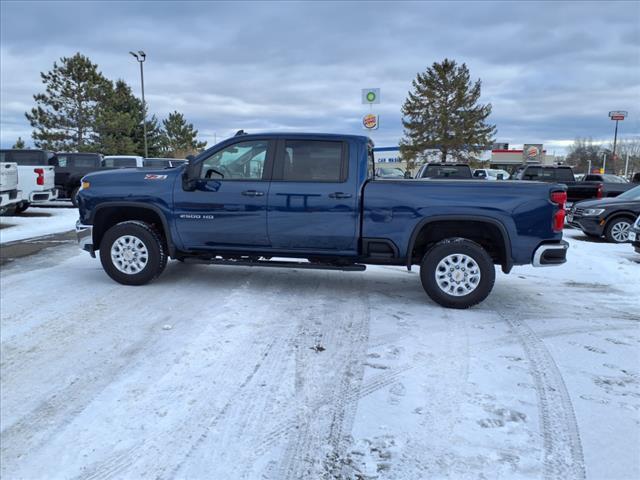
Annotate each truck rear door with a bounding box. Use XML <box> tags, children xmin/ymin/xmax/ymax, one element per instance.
<box><xmin>266</xmin><ymin>138</ymin><xmax>358</xmax><ymax>252</ymax></box>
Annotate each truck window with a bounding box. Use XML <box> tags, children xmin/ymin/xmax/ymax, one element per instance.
<box><xmin>143</xmin><ymin>159</ymin><xmax>171</xmax><ymax>168</ymax></box>
<box><xmin>200</xmin><ymin>140</ymin><xmax>267</xmax><ymax>180</ymax></box>
<box><xmin>554</xmin><ymin>168</ymin><xmax>575</xmax><ymax>182</ymax></box>
<box><xmin>584</xmin><ymin>174</ymin><xmax>602</xmax><ymax>182</ymax></box>
<box><xmin>280</xmin><ymin>140</ymin><xmax>345</xmax><ymax>182</ymax></box>
<box><xmin>104</xmin><ymin>157</ymin><xmax>137</xmax><ymax>168</ymax></box>
<box><xmin>7</xmin><ymin>150</ymin><xmax>48</xmax><ymax>166</ymax></box>
<box><xmin>69</xmin><ymin>154</ymin><xmax>100</xmax><ymax>168</ymax></box>
<box><xmin>421</xmin><ymin>165</ymin><xmax>472</xmax><ymax>179</ymax></box>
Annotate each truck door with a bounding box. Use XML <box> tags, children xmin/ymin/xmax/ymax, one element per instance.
<box><xmin>267</xmin><ymin>138</ymin><xmax>358</xmax><ymax>252</ymax></box>
<box><xmin>173</xmin><ymin>139</ymin><xmax>274</xmax><ymax>249</ymax></box>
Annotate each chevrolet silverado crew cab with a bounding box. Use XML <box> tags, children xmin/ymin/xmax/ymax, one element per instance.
<box><xmin>76</xmin><ymin>133</ymin><xmax>569</xmax><ymax>309</ymax></box>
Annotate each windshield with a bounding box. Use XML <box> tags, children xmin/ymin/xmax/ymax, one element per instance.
<box><xmin>104</xmin><ymin>157</ymin><xmax>137</xmax><ymax>168</ymax></box>
<box><xmin>616</xmin><ymin>186</ymin><xmax>640</xmax><ymax>200</ymax></box>
<box><xmin>603</xmin><ymin>174</ymin><xmax>628</xmax><ymax>183</ymax></box>
<box><xmin>378</xmin><ymin>168</ymin><xmax>404</xmax><ymax>176</ymax></box>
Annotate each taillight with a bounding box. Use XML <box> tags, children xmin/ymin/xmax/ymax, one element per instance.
<box><xmin>34</xmin><ymin>168</ymin><xmax>45</xmax><ymax>186</ymax></box>
<box><xmin>550</xmin><ymin>190</ymin><xmax>566</xmax><ymax>232</ymax></box>
<box><xmin>596</xmin><ymin>183</ymin><xmax>603</xmax><ymax>199</ymax></box>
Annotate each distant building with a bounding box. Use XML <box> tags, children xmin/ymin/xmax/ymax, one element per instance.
<box><xmin>490</xmin><ymin>148</ymin><xmax>561</xmax><ymax>170</ymax></box>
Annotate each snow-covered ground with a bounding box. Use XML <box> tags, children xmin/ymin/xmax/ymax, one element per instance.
<box><xmin>1</xmin><ymin>229</ymin><xmax>638</xmax><ymax>479</ymax></box>
<box><xmin>0</xmin><ymin>207</ymin><xmax>77</xmax><ymax>244</ymax></box>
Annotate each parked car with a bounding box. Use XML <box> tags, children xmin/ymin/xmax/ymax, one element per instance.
<box><xmin>0</xmin><ymin>162</ymin><xmax>21</xmax><ymax>215</ymax></box>
<box><xmin>567</xmin><ymin>186</ymin><xmax>640</xmax><ymax>243</ymax></box>
<box><xmin>629</xmin><ymin>215</ymin><xmax>640</xmax><ymax>253</ymax></box>
<box><xmin>50</xmin><ymin>152</ymin><xmax>104</xmax><ymax>206</ymax></box>
<box><xmin>415</xmin><ymin>163</ymin><xmax>473</xmax><ymax>179</ymax></box>
<box><xmin>374</xmin><ymin>167</ymin><xmax>407</xmax><ymax>179</ymax></box>
<box><xmin>143</xmin><ymin>158</ymin><xmax>187</xmax><ymax>169</ymax></box>
<box><xmin>103</xmin><ymin>155</ymin><xmax>144</xmax><ymax>168</ymax></box>
<box><xmin>0</xmin><ymin>149</ymin><xmax>57</xmax><ymax>213</ymax></box>
<box><xmin>473</xmin><ymin>168</ymin><xmax>510</xmax><ymax>180</ymax></box>
<box><xmin>76</xmin><ymin>132</ymin><xmax>568</xmax><ymax>309</ymax></box>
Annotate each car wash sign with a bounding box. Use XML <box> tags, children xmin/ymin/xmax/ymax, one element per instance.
<box><xmin>523</xmin><ymin>144</ymin><xmax>543</xmax><ymax>164</ymax></box>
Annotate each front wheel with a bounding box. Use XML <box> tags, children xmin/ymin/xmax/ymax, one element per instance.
<box><xmin>604</xmin><ymin>217</ymin><xmax>632</xmax><ymax>243</ymax></box>
<box><xmin>99</xmin><ymin>221</ymin><xmax>167</xmax><ymax>285</ymax></box>
<box><xmin>419</xmin><ymin>238</ymin><xmax>495</xmax><ymax>309</ymax></box>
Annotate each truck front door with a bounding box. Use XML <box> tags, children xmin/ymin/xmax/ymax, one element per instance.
<box><xmin>173</xmin><ymin>139</ymin><xmax>274</xmax><ymax>249</ymax></box>
<box><xmin>267</xmin><ymin>138</ymin><xmax>358</xmax><ymax>253</ymax></box>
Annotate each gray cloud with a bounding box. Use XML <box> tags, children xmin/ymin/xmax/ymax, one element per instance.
<box><xmin>1</xmin><ymin>0</ymin><xmax>639</xmax><ymax>152</ymax></box>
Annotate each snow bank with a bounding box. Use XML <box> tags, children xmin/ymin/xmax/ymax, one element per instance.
<box><xmin>0</xmin><ymin>207</ymin><xmax>78</xmax><ymax>244</ymax></box>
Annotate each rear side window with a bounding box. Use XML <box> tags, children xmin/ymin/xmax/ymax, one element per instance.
<box><xmin>70</xmin><ymin>154</ymin><xmax>100</xmax><ymax>168</ymax></box>
<box><xmin>473</xmin><ymin>170</ymin><xmax>486</xmax><ymax>178</ymax></box>
<box><xmin>279</xmin><ymin>140</ymin><xmax>346</xmax><ymax>182</ymax></box>
<box><xmin>104</xmin><ymin>157</ymin><xmax>137</xmax><ymax>168</ymax></box>
<box><xmin>7</xmin><ymin>151</ymin><xmax>48</xmax><ymax>166</ymax></box>
<box><xmin>421</xmin><ymin>165</ymin><xmax>472</xmax><ymax>179</ymax></box>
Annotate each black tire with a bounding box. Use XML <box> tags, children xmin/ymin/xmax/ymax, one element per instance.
<box><xmin>70</xmin><ymin>186</ymin><xmax>80</xmax><ymax>208</ymax></box>
<box><xmin>604</xmin><ymin>217</ymin><xmax>633</xmax><ymax>243</ymax></box>
<box><xmin>15</xmin><ymin>202</ymin><xmax>29</xmax><ymax>214</ymax></box>
<box><xmin>99</xmin><ymin>220</ymin><xmax>167</xmax><ymax>285</ymax></box>
<box><xmin>419</xmin><ymin>238</ymin><xmax>495</xmax><ymax>309</ymax></box>
<box><xmin>584</xmin><ymin>232</ymin><xmax>600</xmax><ymax>238</ymax></box>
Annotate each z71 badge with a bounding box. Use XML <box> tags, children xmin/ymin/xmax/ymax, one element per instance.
<box><xmin>144</xmin><ymin>174</ymin><xmax>168</xmax><ymax>180</ymax></box>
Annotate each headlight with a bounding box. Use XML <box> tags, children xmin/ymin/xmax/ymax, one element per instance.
<box><xmin>582</xmin><ymin>208</ymin><xmax>605</xmax><ymax>216</ymax></box>
<box><xmin>80</xmin><ymin>180</ymin><xmax>90</xmax><ymax>191</ymax></box>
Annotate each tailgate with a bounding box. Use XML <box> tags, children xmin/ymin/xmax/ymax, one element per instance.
<box><xmin>0</xmin><ymin>163</ymin><xmax>18</xmax><ymax>191</ymax></box>
<box><xmin>30</xmin><ymin>165</ymin><xmax>56</xmax><ymax>191</ymax></box>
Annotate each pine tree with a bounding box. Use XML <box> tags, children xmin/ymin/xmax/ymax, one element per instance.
<box><xmin>400</xmin><ymin>59</ymin><xmax>496</xmax><ymax>164</ymax></box>
<box><xmin>94</xmin><ymin>79</ymin><xmax>141</xmax><ymax>155</ymax></box>
<box><xmin>142</xmin><ymin>115</ymin><xmax>165</xmax><ymax>157</ymax></box>
<box><xmin>12</xmin><ymin>137</ymin><xmax>26</xmax><ymax>149</ymax></box>
<box><xmin>25</xmin><ymin>53</ymin><xmax>110</xmax><ymax>151</ymax></box>
<box><xmin>161</xmin><ymin>111</ymin><xmax>207</xmax><ymax>158</ymax></box>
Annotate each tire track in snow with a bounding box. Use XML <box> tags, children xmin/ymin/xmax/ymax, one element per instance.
<box><xmin>496</xmin><ymin>308</ymin><xmax>586</xmax><ymax>480</ymax></box>
<box><xmin>278</xmin><ymin>276</ymin><xmax>371</xmax><ymax>480</ymax></box>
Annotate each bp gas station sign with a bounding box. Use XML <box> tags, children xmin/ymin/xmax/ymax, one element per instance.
<box><xmin>362</xmin><ymin>88</ymin><xmax>380</xmax><ymax>104</ymax></box>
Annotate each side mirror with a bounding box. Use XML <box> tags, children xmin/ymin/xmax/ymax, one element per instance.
<box><xmin>182</xmin><ymin>161</ymin><xmax>200</xmax><ymax>191</ymax></box>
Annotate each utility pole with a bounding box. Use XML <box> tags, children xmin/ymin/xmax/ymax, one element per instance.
<box><xmin>608</xmin><ymin>110</ymin><xmax>627</xmax><ymax>174</ymax></box>
<box><xmin>130</xmin><ymin>50</ymin><xmax>148</xmax><ymax>157</ymax></box>
<box><xmin>602</xmin><ymin>152</ymin><xmax>607</xmax><ymax>173</ymax></box>
<box><xmin>624</xmin><ymin>153</ymin><xmax>630</xmax><ymax>178</ymax></box>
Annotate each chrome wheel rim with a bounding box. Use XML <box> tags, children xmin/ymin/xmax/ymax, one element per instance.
<box><xmin>110</xmin><ymin>235</ymin><xmax>149</xmax><ymax>274</ymax></box>
<box><xmin>435</xmin><ymin>253</ymin><xmax>481</xmax><ymax>296</ymax></box>
<box><xmin>611</xmin><ymin>221</ymin><xmax>631</xmax><ymax>242</ymax></box>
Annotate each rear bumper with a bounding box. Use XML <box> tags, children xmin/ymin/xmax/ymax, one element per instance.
<box><xmin>76</xmin><ymin>220</ymin><xmax>95</xmax><ymax>257</ymax></box>
<box><xmin>29</xmin><ymin>188</ymin><xmax>58</xmax><ymax>204</ymax></box>
<box><xmin>532</xmin><ymin>240</ymin><xmax>569</xmax><ymax>267</ymax></box>
<box><xmin>0</xmin><ymin>189</ymin><xmax>21</xmax><ymax>207</ymax></box>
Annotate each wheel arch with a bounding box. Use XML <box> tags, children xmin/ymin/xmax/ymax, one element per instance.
<box><xmin>91</xmin><ymin>202</ymin><xmax>175</xmax><ymax>257</ymax></box>
<box><xmin>406</xmin><ymin>215</ymin><xmax>513</xmax><ymax>273</ymax></box>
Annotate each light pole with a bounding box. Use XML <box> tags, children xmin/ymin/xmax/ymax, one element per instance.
<box><xmin>130</xmin><ymin>50</ymin><xmax>148</xmax><ymax>157</ymax></box>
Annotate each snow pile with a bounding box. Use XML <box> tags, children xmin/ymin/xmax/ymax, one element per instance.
<box><xmin>0</xmin><ymin>207</ymin><xmax>77</xmax><ymax>244</ymax></box>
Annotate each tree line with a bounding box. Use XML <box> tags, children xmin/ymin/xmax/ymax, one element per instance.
<box><xmin>20</xmin><ymin>53</ymin><xmax>207</xmax><ymax>158</ymax></box>
<box><xmin>565</xmin><ymin>137</ymin><xmax>640</xmax><ymax>176</ymax></box>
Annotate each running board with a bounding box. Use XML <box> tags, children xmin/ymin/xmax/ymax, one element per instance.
<box><xmin>182</xmin><ymin>257</ymin><xmax>367</xmax><ymax>272</ymax></box>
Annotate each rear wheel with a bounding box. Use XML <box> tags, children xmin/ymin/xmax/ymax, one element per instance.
<box><xmin>99</xmin><ymin>221</ymin><xmax>167</xmax><ymax>285</ymax></box>
<box><xmin>605</xmin><ymin>217</ymin><xmax>633</xmax><ymax>243</ymax></box>
<box><xmin>420</xmin><ymin>238</ymin><xmax>495</xmax><ymax>309</ymax></box>
<box><xmin>15</xmin><ymin>202</ymin><xmax>29</xmax><ymax>214</ymax></box>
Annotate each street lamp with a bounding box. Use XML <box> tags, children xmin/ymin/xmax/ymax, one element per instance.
<box><xmin>130</xmin><ymin>50</ymin><xmax>148</xmax><ymax>157</ymax></box>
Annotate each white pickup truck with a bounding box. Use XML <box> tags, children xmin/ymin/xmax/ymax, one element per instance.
<box><xmin>0</xmin><ymin>162</ymin><xmax>21</xmax><ymax>215</ymax></box>
<box><xmin>0</xmin><ymin>150</ymin><xmax>57</xmax><ymax>213</ymax></box>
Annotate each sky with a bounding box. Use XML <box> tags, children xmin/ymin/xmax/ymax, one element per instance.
<box><xmin>1</xmin><ymin>0</ymin><xmax>639</xmax><ymax>154</ymax></box>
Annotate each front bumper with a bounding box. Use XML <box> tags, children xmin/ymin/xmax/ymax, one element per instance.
<box><xmin>29</xmin><ymin>188</ymin><xmax>58</xmax><ymax>204</ymax></box>
<box><xmin>76</xmin><ymin>220</ymin><xmax>95</xmax><ymax>257</ymax></box>
<box><xmin>532</xmin><ymin>240</ymin><xmax>569</xmax><ymax>267</ymax></box>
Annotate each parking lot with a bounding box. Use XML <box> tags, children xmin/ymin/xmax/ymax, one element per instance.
<box><xmin>1</xmin><ymin>207</ymin><xmax>639</xmax><ymax>479</ymax></box>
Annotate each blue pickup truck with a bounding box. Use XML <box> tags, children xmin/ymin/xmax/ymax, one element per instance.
<box><xmin>76</xmin><ymin>132</ymin><xmax>568</xmax><ymax>308</ymax></box>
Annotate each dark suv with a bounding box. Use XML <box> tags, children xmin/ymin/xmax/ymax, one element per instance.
<box><xmin>50</xmin><ymin>152</ymin><xmax>104</xmax><ymax>206</ymax></box>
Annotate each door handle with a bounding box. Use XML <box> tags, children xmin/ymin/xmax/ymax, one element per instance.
<box><xmin>328</xmin><ymin>192</ymin><xmax>352</xmax><ymax>199</ymax></box>
<box><xmin>241</xmin><ymin>190</ymin><xmax>265</xmax><ymax>197</ymax></box>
